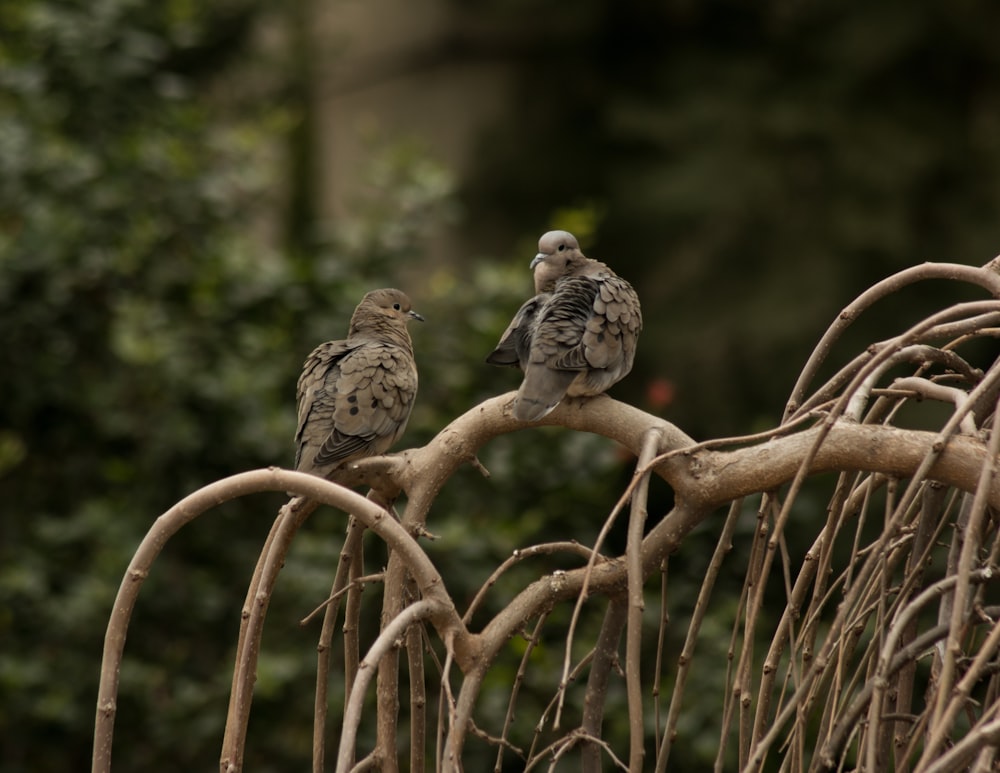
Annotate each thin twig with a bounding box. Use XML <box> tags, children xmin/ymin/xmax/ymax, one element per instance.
<box><xmin>302</xmin><ymin>570</ymin><xmax>383</xmax><ymax>626</ymax></box>
<box><xmin>312</xmin><ymin>516</ymin><xmax>368</xmax><ymax>773</ymax></box>
<box><xmin>463</xmin><ymin>542</ymin><xmax>604</xmax><ymax>625</ymax></box>
<box><xmin>657</xmin><ymin>499</ymin><xmax>742</xmax><ymax>772</ymax></box>
<box><xmin>582</xmin><ymin>596</ymin><xmax>628</xmax><ymax>773</ymax></box>
<box><xmin>494</xmin><ymin>614</ymin><xmax>548</xmax><ymax>772</ymax></box>
<box><xmin>784</xmin><ymin>262</ymin><xmax>1000</xmax><ymax>420</ymax></box>
<box><xmin>921</xmin><ymin>401</ymin><xmax>1000</xmax><ymax>762</ymax></box>
<box><xmin>336</xmin><ymin>598</ymin><xmax>442</xmax><ymax>773</ymax></box>
<box><xmin>554</xmin><ymin>469</ymin><xmax>645</xmax><ymax>728</ymax></box>
<box><xmin>746</xmin><ymin>301</ymin><xmax>1000</xmax><ymax>771</ymax></box>
<box><xmin>523</xmin><ymin>728</ymin><xmax>629</xmax><ymax>772</ymax></box>
<box><xmin>406</xmin><ymin>574</ymin><xmax>428</xmax><ymax>773</ymax></box>
<box><xmin>625</xmin><ymin>430</ymin><xmax>661</xmax><ymax>771</ymax></box>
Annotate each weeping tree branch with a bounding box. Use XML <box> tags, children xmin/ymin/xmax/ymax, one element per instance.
<box><xmin>92</xmin><ymin>470</ymin><xmax>469</xmax><ymax>773</ymax></box>
<box><xmin>784</xmin><ymin>260</ymin><xmax>1000</xmax><ymax>419</ymax></box>
<box><xmin>93</xmin><ymin>396</ymin><xmax>1000</xmax><ymax>773</ymax></box>
<box><xmin>95</xmin><ymin>257</ymin><xmax>1000</xmax><ymax>772</ymax></box>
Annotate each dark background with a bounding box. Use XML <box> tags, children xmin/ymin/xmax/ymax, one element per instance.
<box><xmin>3</xmin><ymin>0</ymin><xmax>1000</xmax><ymax>769</ymax></box>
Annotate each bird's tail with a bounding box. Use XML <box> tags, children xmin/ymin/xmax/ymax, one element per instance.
<box><xmin>512</xmin><ymin>366</ymin><xmax>578</xmax><ymax>422</ymax></box>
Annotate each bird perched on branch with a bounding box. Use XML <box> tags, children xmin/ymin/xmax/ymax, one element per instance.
<box><xmin>487</xmin><ymin>230</ymin><xmax>642</xmax><ymax>422</ymax></box>
<box><xmin>293</xmin><ymin>288</ymin><xmax>422</xmax><ymax>484</ymax></box>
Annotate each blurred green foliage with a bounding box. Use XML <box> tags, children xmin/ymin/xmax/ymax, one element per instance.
<box><xmin>2</xmin><ymin>0</ymin><xmax>1000</xmax><ymax>770</ymax></box>
<box><xmin>1</xmin><ymin>2</ymin><xmax>297</xmax><ymax>769</ymax></box>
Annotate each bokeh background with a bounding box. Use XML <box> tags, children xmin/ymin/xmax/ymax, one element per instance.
<box><xmin>3</xmin><ymin>0</ymin><xmax>1000</xmax><ymax>769</ymax></box>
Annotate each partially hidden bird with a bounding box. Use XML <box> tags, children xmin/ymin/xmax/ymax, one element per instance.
<box><xmin>293</xmin><ymin>288</ymin><xmax>422</xmax><ymax>484</ymax></box>
<box><xmin>487</xmin><ymin>230</ymin><xmax>642</xmax><ymax>422</ymax></box>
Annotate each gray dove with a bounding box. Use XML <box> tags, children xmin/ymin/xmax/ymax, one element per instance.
<box><xmin>294</xmin><ymin>288</ymin><xmax>422</xmax><ymax>483</ymax></box>
<box><xmin>487</xmin><ymin>230</ymin><xmax>641</xmax><ymax>421</ymax></box>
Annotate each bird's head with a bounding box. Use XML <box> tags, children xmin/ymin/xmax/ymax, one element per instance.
<box><xmin>530</xmin><ymin>230</ymin><xmax>584</xmax><ymax>293</ymax></box>
<box><xmin>352</xmin><ymin>288</ymin><xmax>424</xmax><ymax>334</ymax></box>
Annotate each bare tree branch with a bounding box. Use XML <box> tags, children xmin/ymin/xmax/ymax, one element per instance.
<box><xmin>784</xmin><ymin>261</ymin><xmax>1000</xmax><ymax>419</ymax></box>
<box><xmin>94</xmin><ymin>258</ymin><xmax>1000</xmax><ymax>772</ymax></box>
<box><xmin>626</xmin><ymin>430</ymin><xmax>661</xmax><ymax>771</ymax></box>
<box><xmin>336</xmin><ymin>598</ymin><xmax>444</xmax><ymax>773</ymax></box>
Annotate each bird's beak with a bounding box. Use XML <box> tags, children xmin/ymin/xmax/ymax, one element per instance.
<box><xmin>409</xmin><ymin>310</ymin><xmax>425</xmax><ymax>322</ymax></box>
<box><xmin>530</xmin><ymin>253</ymin><xmax>546</xmax><ymax>270</ymax></box>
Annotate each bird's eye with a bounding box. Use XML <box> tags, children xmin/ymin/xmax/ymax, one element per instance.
<box><xmin>557</xmin><ymin>244</ymin><xmax>566</xmax><ymax>252</ymax></box>
<box><xmin>393</xmin><ymin>303</ymin><xmax>402</xmax><ymax>310</ymax></box>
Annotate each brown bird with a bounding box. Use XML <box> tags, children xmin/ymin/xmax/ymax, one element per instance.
<box><xmin>294</xmin><ymin>288</ymin><xmax>422</xmax><ymax>483</ymax></box>
<box><xmin>483</xmin><ymin>292</ymin><xmax>550</xmax><ymax>371</ymax></box>
<box><xmin>487</xmin><ymin>230</ymin><xmax>642</xmax><ymax>421</ymax></box>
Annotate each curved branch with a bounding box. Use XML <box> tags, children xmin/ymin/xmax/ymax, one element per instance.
<box><xmin>336</xmin><ymin>598</ymin><xmax>444</xmax><ymax>773</ymax></box>
<box><xmin>920</xmin><ymin>715</ymin><xmax>1000</xmax><ymax>773</ymax></box>
<box><xmin>387</xmin><ymin>393</ymin><xmax>1000</xmax><ymax>535</ymax></box>
<box><xmin>95</xmin><ymin>388</ymin><xmax>1000</xmax><ymax>772</ymax></box>
<box><xmin>396</xmin><ymin>392</ymin><xmax>696</xmax><ymax>520</ymax></box>
<box><xmin>223</xmin><ymin>502</ymin><xmax>314</xmax><ymax>771</ymax></box>
<box><xmin>92</xmin><ymin>469</ymin><xmax>471</xmax><ymax>773</ymax></box>
<box><xmin>463</xmin><ymin>542</ymin><xmax>606</xmax><ymax>625</ymax></box>
<box><xmin>784</xmin><ymin>262</ymin><xmax>1000</xmax><ymax>419</ymax></box>
<box><xmin>312</xmin><ymin>516</ymin><xmax>367</xmax><ymax>772</ymax></box>
<box><xmin>464</xmin><ymin>417</ymin><xmax>1000</xmax><ymax>697</ymax></box>
<box><xmin>789</xmin><ymin>312</ymin><xmax>1000</xmax><ymax>421</ymax></box>
<box><xmin>678</xmin><ymin>421</ymin><xmax>1000</xmax><ymax>512</ymax></box>
<box><xmin>626</xmin><ymin>430</ymin><xmax>661</xmax><ymax>770</ymax></box>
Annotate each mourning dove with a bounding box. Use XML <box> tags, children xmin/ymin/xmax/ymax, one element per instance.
<box><xmin>487</xmin><ymin>230</ymin><xmax>642</xmax><ymax>421</ymax></box>
<box><xmin>294</xmin><ymin>288</ymin><xmax>422</xmax><ymax>484</ymax></box>
<box><xmin>484</xmin><ymin>292</ymin><xmax>551</xmax><ymax>370</ymax></box>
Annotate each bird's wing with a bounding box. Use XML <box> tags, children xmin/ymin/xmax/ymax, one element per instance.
<box><xmin>314</xmin><ymin>341</ymin><xmax>417</xmax><ymax>467</ymax></box>
<box><xmin>486</xmin><ymin>293</ymin><xmax>549</xmax><ymax>368</ymax></box>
